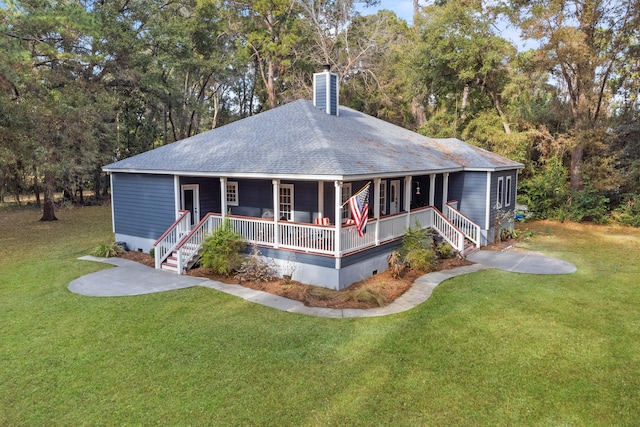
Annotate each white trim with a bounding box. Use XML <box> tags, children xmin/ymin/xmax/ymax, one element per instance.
<box><xmin>374</xmin><ymin>178</ymin><xmax>381</xmax><ymax>245</ymax></box>
<box><xmin>272</xmin><ymin>179</ymin><xmax>280</xmax><ymax>248</ymax></box>
<box><xmin>226</xmin><ymin>181</ymin><xmax>239</xmax><ymax>206</ymax></box>
<box><xmin>442</xmin><ymin>172</ymin><xmax>449</xmax><ymax>208</ymax></box>
<box><xmin>110</xmin><ymin>173</ymin><xmax>115</xmax><ymax>233</ymax></box>
<box><xmin>405</xmin><ymin>176</ymin><xmax>412</xmax><ymax>228</ymax></box>
<box><xmin>219</xmin><ymin>178</ymin><xmax>227</xmax><ymax>218</ymax></box>
<box><xmin>389</xmin><ymin>180</ymin><xmax>401</xmax><ymax>215</ymax></box>
<box><xmin>429</xmin><ymin>174</ymin><xmax>436</xmax><ymax>206</ymax></box>
<box><xmin>334</xmin><ymin>181</ymin><xmax>342</xmax><ymax>265</ymax></box>
<box><xmin>174</xmin><ymin>175</ymin><xmax>180</xmax><ymax>219</ymax></box>
<box><xmin>497</xmin><ymin>176</ymin><xmax>504</xmax><ymax>209</ymax></box>
<box><xmin>505</xmin><ymin>176</ymin><xmax>512</xmax><ymax>207</ymax></box>
<box><xmin>485</xmin><ymin>172</ymin><xmax>492</xmax><ymax>230</ymax></box>
<box><xmin>181</xmin><ymin>184</ymin><xmax>200</xmax><ymax>226</ymax></box>
<box><xmin>341</xmin><ymin>183</ymin><xmax>352</xmax><ymax>221</ymax></box>
<box><xmin>379</xmin><ymin>180</ymin><xmax>387</xmax><ymax>215</ymax></box>
<box><xmin>101</xmin><ymin>168</ymin><xmax>467</xmax><ymax>181</ymax></box>
<box><xmin>279</xmin><ymin>184</ymin><xmax>294</xmax><ymax>221</ymax></box>
<box><xmin>317</xmin><ymin>181</ymin><xmax>324</xmax><ymax>219</ymax></box>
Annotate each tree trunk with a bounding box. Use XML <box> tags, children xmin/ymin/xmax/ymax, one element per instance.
<box><xmin>460</xmin><ymin>83</ymin><xmax>469</xmax><ymax>121</ymax></box>
<box><xmin>40</xmin><ymin>170</ymin><xmax>58</xmax><ymax>221</ymax></box>
<box><xmin>570</xmin><ymin>140</ymin><xmax>584</xmax><ymax>191</ymax></box>
<box><xmin>33</xmin><ymin>164</ymin><xmax>41</xmax><ymax>205</ymax></box>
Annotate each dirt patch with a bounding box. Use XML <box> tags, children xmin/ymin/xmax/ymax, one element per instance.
<box><xmin>119</xmin><ymin>250</ymin><xmax>155</xmax><ymax>267</ymax></box>
<box><xmin>120</xmin><ymin>251</ymin><xmax>473</xmax><ymax>309</ymax></box>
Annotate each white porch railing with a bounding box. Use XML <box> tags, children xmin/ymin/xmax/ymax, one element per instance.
<box><xmin>444</xmin><ymin>201</ymin><xmax>481</xmax><ymax>247</ymax></box>
<box><xmin>431</xmin><ymin>207</ymin><xmax>465</xmax><ymax>253</ymax></box>
<box><xmin>156</xmin><ymin>204</ymin><xmax>478</xmax><ymax>274</ymax></box>
<box><xmin>154</xmin><ymin>210</ymin><xmax>191</xmax><ymax>269</ymax></box>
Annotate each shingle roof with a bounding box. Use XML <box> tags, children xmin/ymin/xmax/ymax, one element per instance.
<box><xmin>103</xmin><ymin>100</ymin><xmax>522</xmax><ymax>178</ymax></box>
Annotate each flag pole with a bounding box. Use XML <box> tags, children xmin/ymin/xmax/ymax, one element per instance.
<box><xmin>340</xmin><ymin>181</ymin><xmax>371</xmax><ymax>208</ymax></box>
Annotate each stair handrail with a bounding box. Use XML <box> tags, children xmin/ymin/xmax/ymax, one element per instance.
<box><xmin>444</xmin><ymin>201</ymin><xmax>481</xmax><ymax>248</ymax></box>
<box><xmin>173</xmin><ymin>212</ymin><xmax>223</xmax><ymax>273</ymax></box>
<box><xmin>431</xmin><ymin>207</ymin><xmax>466</xmax><ymax>253</ymax></box>
<box><xmin>154</xmin><ymin>210</ymin><xmax>191</xmax><ymax>269</ymax></box>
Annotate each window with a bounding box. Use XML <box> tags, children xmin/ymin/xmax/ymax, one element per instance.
<box><xmin>505</xmin><ymin>176</ymin><xmax>512</xmax><ymax>207</ymax></box>
<box><xmin>279</xmin><ymin>184</ymin><xmax>294</xmax><ymax>220</ymax></box>
<box><xmin>496</xmin><ymin>177</ymin><xmax>504</xmax><ymax>209</ymax></box>
<box><xmin>226</xmin><ymin>181</ymin><xmax>239</xmax><ymax>206</ymax></box>
<box><xmin>379</xmin><ymin>181</ymin><xmax>387</xmax><ymax>215</ymax></box>
<box><xmin>341</xmin><ymin>183</ymin><xmax>352</xmax><ymax>221</ymax></box>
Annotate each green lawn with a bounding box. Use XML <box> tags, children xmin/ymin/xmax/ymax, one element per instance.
<box><xmin>1</xmin><ymin>205</ymin><xmax>639</xmax><ymax>425</ymax></box>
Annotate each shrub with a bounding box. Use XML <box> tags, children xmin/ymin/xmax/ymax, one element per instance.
<box><xmin>200</xmin><ymin>219</ymin><xmax>246</xmax><ymax>276</ymax></box>
<box><xmin>404</xmin><ymin>248</ymin><xmax>437</xmax><ymax>272</ymax></box>
<box><xmin>91</xmin><ymin>241</ymin><xmax>125</xmax><ymax>258</ymax></box>
<box><xmin>149</xmin><ymin>247</ymin><xmax>155</xmax><ymax>258</ymax></box>
<box><xmin>435</xmin><ymin>242</ymin><xmax>454</xmax><ymax>259</ymax></box>
<box><xmin>613</xmin><ymin>194</ymin><xmax>640</xmax><ymax>227</ymax></box>
<box><xmin>400</xmin><ymin>221</ymin><xmax>433</xmax><ymax>256</ymax></box>
<box><xmin>519</xmin><ymin>156</ymin><xmax>569</xmax><ymax>219</ymax></box>
<box><xmin>567</xmin><ymin>186</ymin><xmax>610</xmax><ymax>224</ymax></box>
<box><xmin>234</xmin><ymin>245</ymin><xmax>277</xmax><ymax>283</ymax></box>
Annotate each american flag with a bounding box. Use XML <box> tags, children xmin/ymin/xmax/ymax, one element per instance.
<box><xmin>348</xmin><ymin>183</ymin><xmax>370</xmax><ymax>237</ymax></box>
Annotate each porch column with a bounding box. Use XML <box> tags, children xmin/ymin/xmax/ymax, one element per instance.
<box><xmin>374</xmin><ymin>178</ymin><xmax>381</xmax><ymax>245</ymax></box>
<box><xmin>174</xmin><ymin>175</ymin><xmax>181</xmax><ymax>219</ymax></box>
<box><xmin>219</xmin><ymin>177</ymin><xmax>227</xmax><ymax>218</ymax></box>
<box><xmin>429</xmin><ymin>174</ymin><xmax>436</xmax><ymax>207</ymax></box>
<box><xmin>318</xmin><ymin>181</ymin><xmax>324</xmax><ymax>219</ymax></box>
<box><xmin>273</xmin><ymin>179</ymin><xmax>280</xmax><ymax>248</ymax></box>
<box><xmin>334</xmin><ymin>181</ymin><xmax>342</xmax><ymax>269</ymax></box>
<box><xmin>442</xmin><ymin>172</ymin><xmax>449</xmax><ymax>210</ymax></box>
<box><xmin>405</xmin><ymin>175</ymin><xmax>412</xmax><ymax>229</ymax></box>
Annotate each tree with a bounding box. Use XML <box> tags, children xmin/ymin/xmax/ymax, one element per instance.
<box><xmin>508</xmin><ymin>0</ymin><xmax>638</xmax><ymax>189</ymax></box>
<box><xmin>224</xmin><ymin>0</ymin><xmax>302</xmax><ymax>109</ymax></box>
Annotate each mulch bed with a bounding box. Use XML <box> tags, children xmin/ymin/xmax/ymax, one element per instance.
<box><xmin>118</xmin><ymin>251</ymin><xmax>473</xmax><ymax>309</ymax></box>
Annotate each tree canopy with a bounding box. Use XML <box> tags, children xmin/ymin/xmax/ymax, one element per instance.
<box><xmin>1</xmin><ymin>0</ymin><xmax>639</xmax><ymax>224</ymax></box>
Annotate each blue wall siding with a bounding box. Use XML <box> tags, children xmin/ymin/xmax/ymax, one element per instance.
<box><xmin>449</xmin><ymin>171</ymin><xmax>488</xmax><ymax>226</ymax></box>
<box><xmin>112</xmin><ymin>173</ymin><xmax>175</xmax><ymax>239</ymax></box>
<box><xmin>231</xmin><ymin>179</ymin><xmax>272</xmax><ymax>218</ymax></box>
<box><xmin>490</xmin><ymin>170</ymin><xmax>518</xmax><ymax>223</ymax></box>
<box><xmin>286</xmin><ymin>180</ymin><xmax>317</xmax><ymax>223</ymax></box>
<box><xmin>179</xmin><ymin>177</ymin><xmax>220</xmax><ymax>220</ymax></box>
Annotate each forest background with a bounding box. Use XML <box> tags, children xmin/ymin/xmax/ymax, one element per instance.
<box><xmin>1</xmin><ymin>0</ymin><xmax>639</xmax><ymax>225</ymax></box>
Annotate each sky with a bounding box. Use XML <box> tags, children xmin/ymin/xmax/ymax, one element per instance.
<box><xmin>358</xmin><ymin>0</ymin><xmax>534</xmax><ymax>51</ymax></box>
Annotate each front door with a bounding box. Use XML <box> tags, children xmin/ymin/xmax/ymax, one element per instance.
<box><xmin>181</xmin><ymin>184</ymin><xmax>200</xmax><ymax>227</ymax></box>
<box><xmin>389</xmin><ymin>180</ymin><xmax>400</xmax><ymax>215</ymax></box>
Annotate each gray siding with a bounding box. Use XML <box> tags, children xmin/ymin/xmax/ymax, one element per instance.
<box><xmin>330</xmin><ymin>74</ymin><xmax>338</xmax><ymax>115</ymax></box>
<box><xmin>112</xmin><ymin>173</ymin><xmax>175</xmax><ymax>239</ymax></box>
<box><xmin>315</xmin><ymin>74</ymin><xmax>326</xmax><ymax>111</ymax></box>
<box><xmin>449</xmin><ymin>171</ymin><xmax>488</xmax><ymax>227</ymax></box>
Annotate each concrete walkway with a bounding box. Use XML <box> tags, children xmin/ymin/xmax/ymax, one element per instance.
<box><xmin>69</xmin><ymin>249</ymin><xmax>576</xmax><ymax>318</ymax></box>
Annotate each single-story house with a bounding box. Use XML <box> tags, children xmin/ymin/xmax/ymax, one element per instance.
<box><xmin>103</xmin><ymin>67</ymin><xmax>523</xmax><ymax>290</ymax></box>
